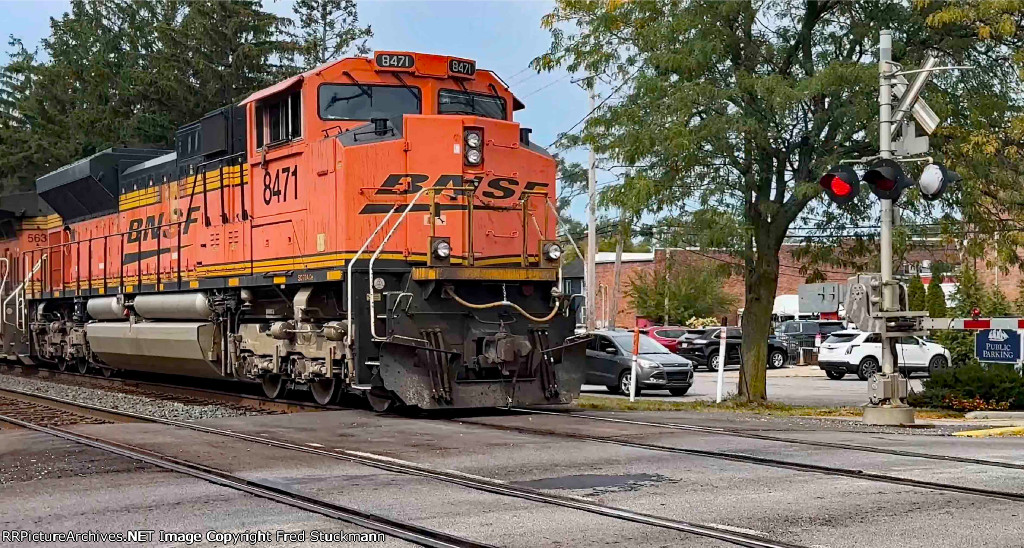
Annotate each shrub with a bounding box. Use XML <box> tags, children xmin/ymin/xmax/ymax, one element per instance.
<box><xmin>909</xmin><ymin>362</ymin><xmax>1024</xmax><ymax>410</ymax></box>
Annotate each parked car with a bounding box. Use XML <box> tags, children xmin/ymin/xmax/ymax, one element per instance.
<box><xmin>585</xmin><ymin>330</ymin><xmax>694</xmax><ymax>396</ymax></box>
<box><xmin>640</xmin><ymin>326</ymin><xmax>688</xmax><ymax>353</ymax></box>
<box><xmin>774</xmin><ymin>320</ymin><xmax>846</xmax><ymax>349</ymax></box>
<box><xmin>677</xmin><ymin>327</ymin><xmax>791</xmax><ymax>371</ymax></box>
<box><xmin>817</xmin><ymin>330</ymin><xmax>952</xmax><ymax>380</ymax></box>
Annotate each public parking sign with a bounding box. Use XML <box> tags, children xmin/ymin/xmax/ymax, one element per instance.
<box><xmin>975</xmin><ymin>329</ymin><xmax>1022</xmax><ymax>364</ymax></box>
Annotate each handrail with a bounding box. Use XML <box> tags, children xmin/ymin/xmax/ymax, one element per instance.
<box><xmin>8</xmin><ymin>255</ymin><xmax>45</xmax><ymax>331</ymax></box>
<box><xmin>368</xmin><ymin>186</ymin><xmax>430</xmax><ymax>341</ymax></box>
<box><xmin>346</xmin><ymin>203</ymin><xmax>401</xmax><ymax>349</ymax></box>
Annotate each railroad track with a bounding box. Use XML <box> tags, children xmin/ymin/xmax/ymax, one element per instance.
<box><xmin>510</xmin><ymin>408</ymin><xmax>1024</xmax><ymax>471</ymax></box>
<box><xmin>0</xmin><ymin>410</ymin><xmax>491</xmax><ymax>548</ymax></box>
<box><xmin>0</xmin><ymin>386</ymin><xmax>803</xmax><ymax>548</ymax></box>
<box><xmin>453</xmin><ymin>413</ymin><xmax>1024</xmax><ymax>504</ymax></box>
<box><xmin>0</xmin><ymin>364</ymin><xmax>332</xmax><ymax>414</ymax></box>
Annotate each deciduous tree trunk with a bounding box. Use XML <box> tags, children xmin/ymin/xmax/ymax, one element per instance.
<box><xmin>607</xmin><ymin>220</ymin><xmax>626</xmax><ymax>329</ymax></box>
<box><xmin>739</xmin><ymin>248</ymin><xmax>780</xmax><ymax>402</ymax></box>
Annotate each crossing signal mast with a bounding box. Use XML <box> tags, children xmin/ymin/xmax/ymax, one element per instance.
<box><xmin>820</xmin><ymin>30</ymin><xmax>969</xmax><ymax>425</ymax></box>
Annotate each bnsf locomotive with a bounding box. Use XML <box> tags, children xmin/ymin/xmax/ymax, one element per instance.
<box><xmin>0</xmin><ymin>51</ymin><xmax>586</xmax><ymax>410</ymax></box>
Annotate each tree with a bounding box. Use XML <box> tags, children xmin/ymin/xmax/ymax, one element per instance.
<box><xmin>908</xmin><ymin>274</ymin><xmax>927</xmax><ymax>311</ymax></box>
<box><xmin>626</xmin><ymin>260</ymin><xmax>737</xmax><ymax>325</ymax></box>
<box><xmin>535</xmin><ymin>1</ymin><xmax>1022</xmax><ymax>401</ymax></box>
<box><xmin>294</xmin><ymin>0</ymin><xmax>372</xmax><ymax>68</ymax></box>
<box><xmin>927</xmin><ymin>277</ymin><xmax>947</xmax><ymax>318</ymax></box>
<box><xmin>0</xmin><ymin>0</ymin><xmax>299</xmax><ymax>187</ymax></box>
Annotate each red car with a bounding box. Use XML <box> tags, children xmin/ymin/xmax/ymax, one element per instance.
<box><xmin>640</xmin><ymin>326</ymin><xmax>688</xmax><ymax>353</ymax></box>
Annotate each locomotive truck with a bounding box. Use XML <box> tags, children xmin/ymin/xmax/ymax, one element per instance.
<box><xmin>0</xmin><ymin>51</ymin><xmax>586</xmax><ymax>410</ymax></box>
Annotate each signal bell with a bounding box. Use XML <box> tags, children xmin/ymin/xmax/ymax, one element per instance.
<box><xmin>818</xmin><ymin>165</ymin><xmax>860</xmax><ymax>206</ymax></box>
<box><xmin>862</xmin><ymin>159</ymin><xmax>913</xmax><ymax>201</ymax></box>
<box><xmin>918</xmin><ymin>163</ymin><xmax>959</xmax><ymax>201</ymax></box>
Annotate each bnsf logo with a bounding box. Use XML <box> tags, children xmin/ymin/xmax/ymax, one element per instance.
<box><xmin>372</xmin><ymin>174</ymin><xmax>549</xmax><ymax>200</ymax></box>
<box><xmin>125</xmin><ymin>206</ymin><xmax>200</xmax><ymax>243</ymax></box>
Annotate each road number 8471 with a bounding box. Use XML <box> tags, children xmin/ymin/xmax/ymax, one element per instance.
<box><xmin>263</xmin><ymin>165</ymin><xmax>298</xmax><ymax>205</ymax></box>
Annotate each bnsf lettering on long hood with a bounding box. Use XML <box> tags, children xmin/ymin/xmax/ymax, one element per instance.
<box><xmin>362</xmin><ymin>174</ymin><xmax>549</xmax><ymax>214</ymax></box>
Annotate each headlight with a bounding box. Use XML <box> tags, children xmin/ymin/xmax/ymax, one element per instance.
<box><xmin>544</xmin><ymin>242</ymin><xmax>562</xmax><ymax>260</ymax></box>
<box><xmin>465</xmin><ymin>132</ymin><xmax>481</xmax><ymax>148</ymax></box>
<box><xmin>433</xmin><ymin>240</ymin><xmax>451</xmax><ymax>258</ymax></box>
<box><xmin>465</xmin><ymin>148</ymin><xmax>482</xmax><ymax>165</ymax></box>
<box><xmin>637</xmin><ymin>358</ymin><xmax>661</xmax><ymax>369</ymax></box>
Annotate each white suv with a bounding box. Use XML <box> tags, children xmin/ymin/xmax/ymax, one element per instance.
<box><xmin>817</xmin><ymin>331</ymin><xmax>952</xmax><ymax>380</ymax></box>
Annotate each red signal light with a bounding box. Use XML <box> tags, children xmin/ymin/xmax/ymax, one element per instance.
<box><xmin>971</xmin><ymin>307</ymin><xmax>981</xmax><ymax>319</ymax></box>
<box><xmin>818</xmin><ymin>166</ymin><xmax>860</xmax><ymax>206</ymax></box>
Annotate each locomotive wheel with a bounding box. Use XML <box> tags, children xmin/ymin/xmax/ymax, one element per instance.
<box><xmin>56</xmin><ymin>358</ymin><xmax>67</xmax><ymax>372</ymax></box>
<box><xmin>75</xmin><ymin>359</ymin><xmax>89</xmax><ymax>375</ymax></box>
<box><xmin>100</xmin><ymin>367</ymin><xmax>115</xmax><ymax>378</ymax></box>
<box><xmin>309</xmin><ymin>378</ymin><xmax>338</xmax><ymax>406</ymax></box>
<box><xmin>261</xmin><ymin>374</ymin><xmax>287</xmax><ymax>399</ymax></box>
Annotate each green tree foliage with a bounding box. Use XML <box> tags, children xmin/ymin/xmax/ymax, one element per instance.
<box><xmin>535</xmin><ymin>1</ymin><xmax>1023</xmax><ymax>400</ymax></box>
<box><xmin>294</xmin><ymin>0</ymin><xmax>372</xmax><ymax>68</ymax></box>
<box><xmin>908</xmin><ymin>274</ymin><xmax>927</xmax><ymax>311</ymax></box>
<box><xmin>1015</xmin><ymin>279</ymin><xmax>1024</xmax><ymax>316</ymax></box>
<box><xmin>0</xmin><ymin>0</ymin><xmax>309</xmax><ymax>189</ymax></box>
<box><xmin>923</xmin><ymin>2</ymin><xmax>1024</xmax><ymax>269</ymax></box>
<box><xmin>626</xmin><ymin>261</ymin><xmax>737</xmax><ymax>325</ymax></box>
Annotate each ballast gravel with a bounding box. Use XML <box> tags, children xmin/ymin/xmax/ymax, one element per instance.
<box><xmin>0</xmin><ymin>373</ymin><xmax>264</xmax><ymax>421</ymax></box>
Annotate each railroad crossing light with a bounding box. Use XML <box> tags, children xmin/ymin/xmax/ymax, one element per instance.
<box><xmin>818</xmin><ymin>165</ymin><xmax>860</xmax><ymax>205</ymax></box>
<box><xmin>972</xmin><ymin>306</ymin><xmax>982</xmax><ymax>319</ymax></box>
<box><xmin>918</xmin><ymin>163</ymin><xmax>959</xmax><ymax>201</ymax></box>
<box><xmin>862</xmin><ymin>159</ymin><xmax>913</xmax><ymax>201</ymax></box>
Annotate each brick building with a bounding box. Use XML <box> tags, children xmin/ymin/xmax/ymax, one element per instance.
<box><xmin>586</xmin><ymin>244</ymin><xmax>975</xmax><ymax>328</ymax></box>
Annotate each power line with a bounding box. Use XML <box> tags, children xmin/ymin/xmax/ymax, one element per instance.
<box><xmin>520</xmin><ymin>73</ymin><xmax>571</xmax><ymax>98</ymax></box>
<box><xmin>547</xmin><ymin>68</ymin><xmax>641</xmax><ymax>148</ymax></box>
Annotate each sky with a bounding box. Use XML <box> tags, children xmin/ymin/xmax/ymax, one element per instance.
<box><xmin>0</xmin><ymin>0</ymin><xmax>599</xmax><ymax>220</ymax></box>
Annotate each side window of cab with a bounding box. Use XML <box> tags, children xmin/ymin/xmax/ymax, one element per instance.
<box><xmin>255</xmin><ymin>88</ymin><xmax>302</xmax><ymax>149</ymax></box>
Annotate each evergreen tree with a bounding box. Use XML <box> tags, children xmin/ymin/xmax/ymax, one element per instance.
<box><xmin>927</xmin><ymin>275</ymin><xmax>947</xmax><ymax>319</ymax></box>
<box><xmin>294</xmin><ymin>0</ymin><xmax>372</xmax><ymax>69</ymax></box>
<box><xmin>908</xmin><ymin>274</ymin><xmax>926</xmax><ymax>311</ymax></box>
<box><xmin>1014</xmin><ymin>279</ymin><xmax>1024</xmax><ymax>316</ymax></box>
<box><xmin>0</xmin><ymin>0</ymin><xmax>300</xmax><ymax>187</ymax></box>
<box><xmin>988</xmin><ymin>285</ymin><xmax>1013</xmax><ymax>317</ymax></box>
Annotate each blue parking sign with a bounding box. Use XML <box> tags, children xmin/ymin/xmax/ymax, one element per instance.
<box><xmin>975</xmin><ymin>329</ymin><xmax>1022</xmax><ymax>364</ymax></box>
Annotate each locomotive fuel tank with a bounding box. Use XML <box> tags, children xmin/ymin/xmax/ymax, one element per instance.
<box><xmin>85</xmin><ymin>321</ymin><xmax>220</xmax><ymax>378</ymax></box>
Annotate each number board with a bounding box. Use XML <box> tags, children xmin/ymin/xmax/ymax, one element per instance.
<box><xmin>448</xmin><ymin>58</ymin><xmax>476</xmax><ymax>78</ymax></box>
<box><xmin>374</xmin><ymin>53</ymin><xmax>415</xmax><ymax>71</ymax></box>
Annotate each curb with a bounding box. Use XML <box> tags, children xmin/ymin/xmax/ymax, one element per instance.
<box><xmin>966</xmin><ymin>411</ymin><xmax>1024</xmax><ymax>420</ymax></box>
<box><xmin>953</xmin><ymin>426</ymin><xmax>1024</xmax><ymax>438</ymax></box>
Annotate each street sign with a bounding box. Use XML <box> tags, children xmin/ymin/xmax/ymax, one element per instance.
<box><xmin>799</xmin><ymin>283</ymin><xmax>845</xmax><ymax>313</ymax></box>
<box><xmin>975</xmin><ymin>329</ymin><xmax>1022</xmax><ymax>364</ymax></box>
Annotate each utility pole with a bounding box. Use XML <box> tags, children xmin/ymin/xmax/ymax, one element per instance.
<box><xmin>585</xmin><ymin>85</ymin><xmax>598</xmax><ymax>332</ymax></box>
<box><xmin>608</xmin><ymin>215</ymin><xmax>627</xmax><ymax>329</ymax></box>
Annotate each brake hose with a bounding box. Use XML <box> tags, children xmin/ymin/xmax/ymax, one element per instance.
<box><xmin>444</xmin><ymin>286</ymin><xmax>560</xmax><ymax>323</ymax></box>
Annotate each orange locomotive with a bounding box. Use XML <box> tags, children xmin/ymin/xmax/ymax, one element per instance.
<box><xmin>4</xmin><ymin>52</ymin><xmax>586</xmax><ymax>409</ymax></box>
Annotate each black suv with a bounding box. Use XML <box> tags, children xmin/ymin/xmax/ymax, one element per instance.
<box><xmin>676</xmin><ymin>327</ymin><xmax>791</xmax><ymax>371</ymax></box>
<box><xmin>774</xmin><ymin>320</ymin><xmax>846</xmax><ymax>349</ymax></box>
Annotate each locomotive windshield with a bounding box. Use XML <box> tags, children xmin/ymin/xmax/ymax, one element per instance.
<box><xmin>438</xmin><ymin>89</ymin><xmax>506</xmax><ymax>120</ymax></box>
<box><xmin>318</xmin><ymin>84</ymin><xmax>421</xmax><ymax>127</ymax></box>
